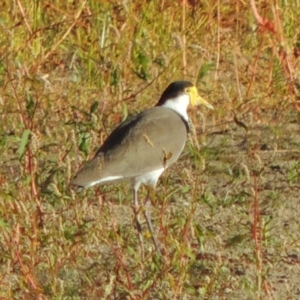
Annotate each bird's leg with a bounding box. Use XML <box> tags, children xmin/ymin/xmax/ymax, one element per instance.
<box><xmin>133</xmin><ymin>187</ymin><xmax>144</xmax><ymax>257</ymax></box>
<box><xmin>144</xmin><ymin>189</ymin><xmax>161</xmax><ymax>255</ymax></box>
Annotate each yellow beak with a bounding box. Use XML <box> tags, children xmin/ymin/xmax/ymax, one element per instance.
<box><xmin>195</xmin><ymin>95</ymin><xmax>214</xmax><ymax>110</ymax></box>
<box><xmin>189</xmin><ymin>86</ymin><xmax>214</xmax><ymax>109</ymax></box>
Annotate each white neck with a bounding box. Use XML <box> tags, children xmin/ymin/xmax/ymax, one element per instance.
<box><xmin>160</xmin><ymin>94</ymin><xmax>189</xmax><ymax>121</ymax></box>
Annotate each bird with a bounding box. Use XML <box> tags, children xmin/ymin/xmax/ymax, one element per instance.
<box><xmin>71</xmin><ymin>81</ymin><xmax>213</xmax><ymax>254</ymax></box>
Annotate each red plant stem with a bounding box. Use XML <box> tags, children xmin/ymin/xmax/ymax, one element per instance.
<box><xmin>252</xmin><ymin>175</ymin><xmax>259</xmax><ymax>249</ymax></box>
<box><xmin>250</xmin><ymin>0</ymin><xmax>297</xmax><ymax>97</ymax></box>
<box><xmin>252</xmin><ymin>173</ymin><xmax>263</xmax><ymax>278</ymax></box>
<box><xmin>246</xmin><ymin>39</ymin><xmax>264</xmax><ymax>100</ymax></box>
<box><xmin>27</xmin><ymin>149</ymin><xmax>38</xmax><ymax>197</ymax></box>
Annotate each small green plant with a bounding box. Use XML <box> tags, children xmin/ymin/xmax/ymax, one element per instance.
<box><xmin>287</xmin><ymin>161</ymin><xmax>300</xmax><ymax>184</ymax></box>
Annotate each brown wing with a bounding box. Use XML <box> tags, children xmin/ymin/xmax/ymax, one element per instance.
<box><xmin>71</xmin><ymin>107</ymin><xmax>188</xmax><ymax>187</ymax></box>
<box><xmin>99</xmin><ymin>107</ymin><xmax>188</xmax><ymax>178</ymax></box>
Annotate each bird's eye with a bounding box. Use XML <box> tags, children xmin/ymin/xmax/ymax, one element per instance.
<box><xmin>185</xmin><ymin>88</ymin><xmax>190</xmax><ymax>93</ymax></box>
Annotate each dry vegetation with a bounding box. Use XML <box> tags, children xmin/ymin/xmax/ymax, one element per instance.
<box><xmin>1</xmin><ymin>0</ymin><xmax>300</xmax><ymax>299</ymax></box>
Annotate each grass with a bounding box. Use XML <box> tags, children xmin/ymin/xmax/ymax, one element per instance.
<box><xmin>1</xmin><ymin>0</ymin><xmax>300</xmax><ymax>299</ymax></box>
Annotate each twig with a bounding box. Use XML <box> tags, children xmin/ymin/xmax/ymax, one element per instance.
<box><xmin>41</xmin><ymin>1</ymin><xmax>87</xmax><ymax>63</ymax></box>
<box><xmin>182</xmin><ymin>0</ymin><xmax>187</xmax><ymax>77</ymax></box>
<box><xmin>17</xmin><ymin>0</ymin><xmax>32</xmax><ymax>34</ymax></box>
<box><xmin>215</xmin><ymin>0</ymin><xmax>220</xmax><ymax>81</ymax></box>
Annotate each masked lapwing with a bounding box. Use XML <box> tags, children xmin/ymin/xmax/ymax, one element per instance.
<box><xmin>71</xmin><ymin>81</ymin><xmax>213</xmax><ymax>254</ymax></box>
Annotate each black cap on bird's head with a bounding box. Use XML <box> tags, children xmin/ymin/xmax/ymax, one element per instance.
<box><xmin>156</xmin><ymin>81</ymin><xmax>214</xmax><ymax>109</ymax></box>
<box><xmin>156</xmin><ymin>81</ymin><xmax>194</xmax><ymax>106</ymax></box>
